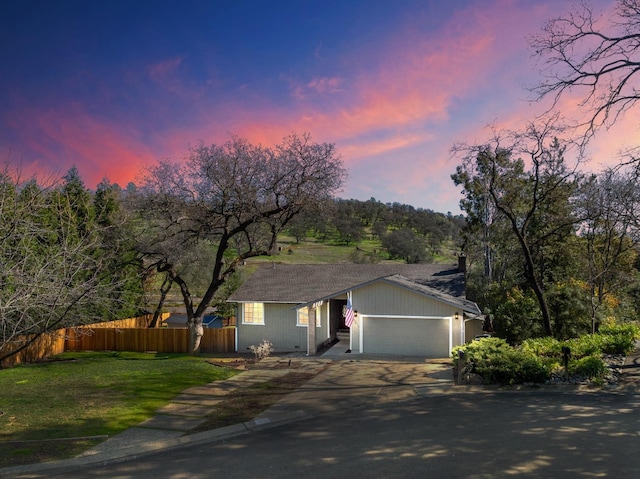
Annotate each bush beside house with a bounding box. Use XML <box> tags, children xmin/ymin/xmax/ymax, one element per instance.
<box><xmin>453</xmin><ymin>322</ymin><xmax>640</xmax><ymax>386</ymax></box>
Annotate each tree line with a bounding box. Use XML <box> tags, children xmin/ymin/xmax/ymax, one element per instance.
<box><xmin>0</xmin><ymin>166</ymin><xmax>142</xmax><ymax>365</ymax></box>
<box><xmin>285</xmin><ymin>197</ymin><xmax>464</xmax><ymax>263</ymax></box>
<box><xmin>452</xmin><ymin>122</ymin><xmax>640</xmax><ymax>343</ymax></box>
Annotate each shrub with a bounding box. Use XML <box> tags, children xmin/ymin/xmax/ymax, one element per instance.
<box><xmin>454</xmin><ymin>337</ymin><xmax>551</xmax><ymax>385</ymax></box>
<box><xmin>474</xmin><ymin>349</ymin><xmax>550</xmax><ymax>385</ymax></box>
<box><xmin>566</xmin><ymin>334</ymin><xmax>605</xmax><ymax>358</ymax></box>
<box><xmin>454</xmin><ymin>323</ymin><xmax>638</xmax><ymax>385</ymax></box>
<box><xmin>452</xmin><ymin>337</ymin><xmax>510</xmax><ymax>367</ymax></box>
<box><xmin>569</xmin><ymin>355</ymin><xmax>607</xmax><ymax>379</ymax></box>
<box><xmin>597</xmin><ymin>322</ymin><xmax>640</xmax><ymax>355</ymax></box>
<box><xmin>521</xmin><ymin>337</ymin><xmax>563</xmax><ymax>357</ymax></box>
<box><xmin>249</xmin><ymin>340</ymin><xmax>274</xmax><ymax>361</ymax></box>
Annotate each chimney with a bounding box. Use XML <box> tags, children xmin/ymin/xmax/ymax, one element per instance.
<box><xmin>457</xmin><ymin>254</ymin><xmax>466</xmax><ymax>272</ymax></box>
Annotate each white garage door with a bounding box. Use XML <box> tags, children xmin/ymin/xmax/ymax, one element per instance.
<box><xmin>363</xmin><ymin>317</ymin><xmax>449</xmax><ymax>357</ymax></box>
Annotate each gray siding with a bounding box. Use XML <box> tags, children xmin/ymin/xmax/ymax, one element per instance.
<box><xmin>315</xmin><ymin>301</ymin><xmax>331</xmax><ymax>348</ymax></box>
<box><xmin>348</xmin><ymin>281</ymin><xmax>466</xmax><ymax>356</ymax></box>
<box><xmin>236</xmin><ymin>303</ymin><xmax>307</xmax><ymax>353</ymax></box>
<box><xmin>354</xmin><ymin>281</ymin><xmax>457</xmax><ymax>317</ymax></box>
<box><xmin>236</xmin><ymin>302</ymin><xmax>327</xmax><ymax>353</ymax></box>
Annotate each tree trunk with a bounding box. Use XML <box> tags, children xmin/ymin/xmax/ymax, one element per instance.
<box><xmin>520</xmin><ymin>237</ymin><xmax>553</xmax><ymax>336</ymax></box>
<box><xmin>188</xmin><ymin>317</ymin><xmax>204</xmax><ymax>354</ymax></box>
<box><xmin>149</xmin><ymin>275</ymin><xmax>172</xmax><ymax>328</ymax></box>
<box><xmin>499</xmin><ymin>203</ymin><xmax>554</xmax><ymax>337</ymax></box>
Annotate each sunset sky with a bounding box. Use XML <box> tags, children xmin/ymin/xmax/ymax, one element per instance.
<box><xmin>1</xmin><ymin>0</ymin><xmax>635</xmax><ymax>214</ymax></box>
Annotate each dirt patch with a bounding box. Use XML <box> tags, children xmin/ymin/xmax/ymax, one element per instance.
<box><xmin>207</xmin><ymin>358</ymin><xmax>253</xmax><ymax>370</ymax></box>
<box><xmin>207</xmin><ymin>357</ymin><xmax>307</xmax><ymax>370</ymax></box>
<box><xmin>190</xmin><ymin>370</ymin><xmax>319</xmax><ymax>433</ymax></box>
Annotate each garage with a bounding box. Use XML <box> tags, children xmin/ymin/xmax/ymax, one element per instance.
<box><xmin>362</xmin><ymin>316</ymin><xmax>450</xmax><ymax>357</ymax></box>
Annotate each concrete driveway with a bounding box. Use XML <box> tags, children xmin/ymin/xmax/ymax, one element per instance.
<box><xmin>260</xmin><ymin>356</ymin><xmax>456</xmax><ymax>419</ymax></box>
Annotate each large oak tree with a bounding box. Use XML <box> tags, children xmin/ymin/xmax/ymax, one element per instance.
<box><xmin>133</xmin><ymin>133</ymin><xmax>346</xmax><ymax>353</ymax></box>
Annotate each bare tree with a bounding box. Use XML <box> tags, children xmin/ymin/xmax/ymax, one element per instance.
<box><xmin>530</xmin><ymin>0</ymin><xmax>640</xmax><ymax>143</ymax></box>
<box><xmin>577</xmin><ymin>165</ymin><xmax>640</xmax><ymax>331</ymax></box>
<box><xmin>0</xmin><ymin>167</ymin><xmax>134</xmax><ymax>366</ymax></box>
<box><xmin>132</xmin><ymin>133</ymin><xmax>346</xmax><ymax>353</ymax></box>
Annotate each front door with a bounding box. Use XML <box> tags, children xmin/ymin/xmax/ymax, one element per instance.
<box><xmin>336</xmin><ymin>299</ymin><xmax>348</xmax><ymax>331</ymax></box>
<box><xmin>329</xmin><ymin>299</ymin><xmax>348</xmax><ymax>337</ymax></box>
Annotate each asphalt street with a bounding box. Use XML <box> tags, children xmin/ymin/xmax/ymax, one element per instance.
<box><xmin>40</xmin><ymin>390</ymin><xmax>640</xmax><ymax>479</ymax></box>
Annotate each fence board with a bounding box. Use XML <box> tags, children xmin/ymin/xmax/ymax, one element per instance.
<box><xmin>1</xmin><ymin>313</ymin><xmax>181</xmax><ymax>368</ymax></box>
<box><xmin>64</xmin><ymin>328</ymin><xmax>235</xmax><ymax>354</ymax></box>
<box><xmin>0</xmin><ymin>332</ymin><xmax>66</xmax><ymax>369</ymax></box>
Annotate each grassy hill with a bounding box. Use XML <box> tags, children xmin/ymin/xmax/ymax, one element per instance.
<box><xmin>158</xmin><ymin>234</ymin><xmax>459</xmax><ymax>308</ymax></box>
<box><xmin>249</xmin><ymin>234</ymin><xmax>459</xmax><ymax>265</ymax></box>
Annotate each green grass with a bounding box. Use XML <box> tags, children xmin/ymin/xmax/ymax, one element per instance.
<box><xmin>257</xmin><ymin>235</ymin><xmax>386</xmax><ymax>264</ymax></box>
<box><xmin>250</xmin><ymin>235</ymin><xmax>458</xmax><ymax>265</ymax></box>
<box><xmin>0</xmin><ymin>351</ymin><xmax>238</xmax><ymax>442</ymax></box>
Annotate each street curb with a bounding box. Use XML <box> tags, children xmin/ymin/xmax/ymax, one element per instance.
<box><xmin>0</xmin><ymin>410</ymin><xmax>316</xmax><ymax>479</ymax></box>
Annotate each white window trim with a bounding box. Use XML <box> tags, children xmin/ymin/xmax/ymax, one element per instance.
<box><xmin>296</xmin><ymin>306</ymin><xmax>321</xmax><ymax>327</ymax></box>
<box><xmin>242</xmin><ymin>302</ymin><xmax>264</xmax><ymax>325</ymax></box>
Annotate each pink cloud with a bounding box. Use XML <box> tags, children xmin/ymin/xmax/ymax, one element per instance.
<box><xmin>307</xmin><ymin>76</ymin><xmax>343</xmax><ymax>94</ymax></box>
<box><xmin>11</xmin><ymin>0</ymin><xmax>628</xmax><ymax>216</ymax></box>
<box><xmin>8</xmin><ymin>104</ymin><xmax>160</xmax><ymax>188</ymax></box>
<box><xmin>271</xmin><ymin>1</ymin><xmax>556</xmax><ymax>162</ymax></box>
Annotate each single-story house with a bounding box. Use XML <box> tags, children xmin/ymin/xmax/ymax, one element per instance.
<box><xmin>228</xmin><ymin>260</ymin><xmax>483</xmax><ymax>358</ymax></box>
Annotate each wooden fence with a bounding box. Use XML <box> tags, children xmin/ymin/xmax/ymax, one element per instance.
<box><xmin>1</xmin><ymin>313</ymin><xmax>236</xmax><ymax>368</ymax></box>
<box><xmin>64</xmin><ymin>327</ymin><xmax>236</xmax><ymax>354</ymax></box>
<box><xmin>0</xmin><ymin>332</ymin><xmax>67</xmax><ymax>369</ymax></box>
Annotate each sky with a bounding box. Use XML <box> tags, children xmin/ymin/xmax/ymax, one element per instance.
<box><xmin>1</xmin><ymin>0</ymin><xmax>635</xmax><ymax>215</ymax></box>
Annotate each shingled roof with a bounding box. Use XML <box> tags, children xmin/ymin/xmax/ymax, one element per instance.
<box><xmin>228</xmin><ymin>263</ymin><xmax>466</xmax><ymax>304</ymax></box>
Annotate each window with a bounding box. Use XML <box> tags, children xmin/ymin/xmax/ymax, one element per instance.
<box><xmin>297</xmin><ymin>307</ymin><xmax>321</xmax><ymax>327</ymax></box>
<box><xmin>297</xmin><ymin>307</ymin><xmax>309</xmax><ymax>326</ymax></box>
<box><xmin>243</xmin><ymin>303</ymin><xmax>264</xmax><ymax>324</ymax></box>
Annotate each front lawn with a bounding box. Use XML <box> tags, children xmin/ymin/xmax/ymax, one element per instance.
<box><xmin>0</xmin><ymin>351</ymin><xmax>238</xmax><ymax>466</ymax></box>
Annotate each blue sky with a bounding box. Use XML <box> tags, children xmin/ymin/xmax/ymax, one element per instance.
<box><xmin>1</xmin><ymin>0</ymin><xmax>631</xmax><ymax>214</ymax></box>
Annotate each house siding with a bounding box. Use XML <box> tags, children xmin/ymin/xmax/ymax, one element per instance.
<box><xmin>237</xmin><ymin>303</ymin><xmax>307</xmax><ymax>353</ymax></box>
<box><xmin>348</xmin><ymin>281</ymin><xmax>465</xmax><ymax>357</ymax></box>
<box><xmin>355</xmin><ymin>281</ymin><xmax>457</xmax><ymax>317</ymax></box>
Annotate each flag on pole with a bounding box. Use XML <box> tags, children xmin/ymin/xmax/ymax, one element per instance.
<box><xmin>345</xmin><ymin>292</ymin><xmax>355</xmax><ymax>328</ymax></box>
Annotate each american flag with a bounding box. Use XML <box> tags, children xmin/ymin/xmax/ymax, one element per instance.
<box><xmin>345</xmin><ymin>294</ymin><xmax>355</xmax><ymax>328</ymax></box>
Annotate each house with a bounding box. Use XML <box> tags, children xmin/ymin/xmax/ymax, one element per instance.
<box><xmin>228</xmin><ymin>260</ymin><xmax>483</xmax><ymax>358</ymax></box>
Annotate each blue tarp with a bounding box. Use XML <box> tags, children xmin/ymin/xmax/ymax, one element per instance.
<box><xmin>164</xmin><ymin>314</ymin><xmax>223</xmax><ymax>328</ymax></box>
